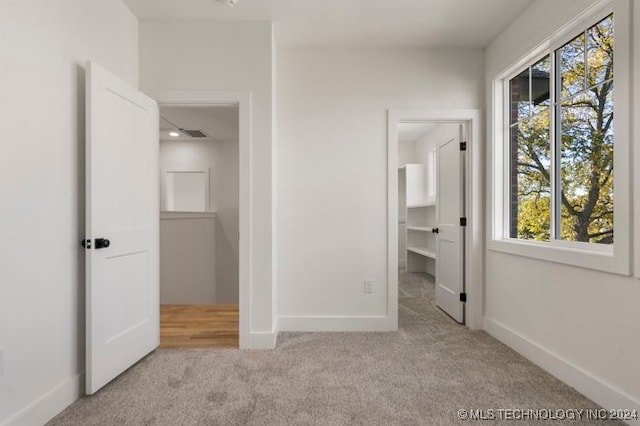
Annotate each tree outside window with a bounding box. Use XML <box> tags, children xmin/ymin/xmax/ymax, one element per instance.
<box><xmin>509</xmin><ymin>14</ymin><xmax>614</xmax><ymax>244</ymax></box>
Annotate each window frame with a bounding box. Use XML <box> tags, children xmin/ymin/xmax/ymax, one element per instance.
<box><xmin>489</xmin><ymin>0</ymin><xmax>631</xmax><ymax>275</ymax></box>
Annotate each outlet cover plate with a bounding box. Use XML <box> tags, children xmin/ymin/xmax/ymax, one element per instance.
<box><xmin>364</xmin><ymin>279</ymin><xmax>373</xmax><ymax>294</ymax></box>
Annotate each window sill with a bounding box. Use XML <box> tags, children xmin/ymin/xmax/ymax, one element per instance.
<box><xmin>487</xmin><ymin>238</ymin><xmax>630</xmax><ymax>275</ymax></box>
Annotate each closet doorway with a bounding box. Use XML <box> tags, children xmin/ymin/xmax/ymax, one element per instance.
<box><xmin>397</xmin><ymin>122</ymin><xmax>466</xmax><ymax>323</ymax></box>
<box><xmin>157</xmin><ymin>104</ymin><xmax>240</xmax><ymax>348</ymax></box>
<box><xmin>387</xmin><ymin>109</ymin><xmax>482</xmax><ymax>330</ymax></box>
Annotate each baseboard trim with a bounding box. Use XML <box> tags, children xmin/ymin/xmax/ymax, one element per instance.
<box><xmin>249</xmin><ymin>331</ymin><xmax>278</xmax><ymax>350</ymax></box>
<box><xmin>2</xmin><ymin>372</ymin><xmax>83</xmax><ymax>426</ymax></box>
<box><xmin>484</xmin><ymin>317</ymin><xmax>640</xmax><ymax>425</ymax></box>
<box><xmin>278</xmin><ymin>315</ymin><xmax>395</xmax><ymax>332</ymax></box>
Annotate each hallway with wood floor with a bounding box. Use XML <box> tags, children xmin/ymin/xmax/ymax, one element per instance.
<box><xmin>160</xmin><ymin>304</ymin><xmax>239</xmax><ymax>349</ymax></box>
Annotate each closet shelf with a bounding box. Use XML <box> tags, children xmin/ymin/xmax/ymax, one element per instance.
<box><xmin>407</xmin><ymin>202</ymin><xmax>435</xmax><ymax>208</ymax></box>
<box><xmin>406</xmin><ymin>226</ymin><xmax>432</xmax><ymax>232</ymax></box>
<box><xmin>407</xmin><ymin>247</ymin><xmax>436</xmax><ymax>259</ymax></box>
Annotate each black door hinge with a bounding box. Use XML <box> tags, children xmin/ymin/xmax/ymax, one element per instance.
<box><xmin>460</xmin><ymin>292</ymin><xmax>467</xmax><ymax>302</ymax></box>
<box><xmin>460</xmin><ymin>141</ymin><xmax>467</xmax><ymax>151</ymax></box>
<box><xmin>81</xmin><ymin>239</ymin><xmax>92</xmax><ymax>249</ymax></box>
<box><xmin>460</xmin><ymin>217</ymin><xmax>467</xmax><ymax>226</ymax></box>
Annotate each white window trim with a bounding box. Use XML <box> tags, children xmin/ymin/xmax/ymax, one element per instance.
<box><xmin>488</xmin><ymin>0</ymin><xmax>631</xmax><ymax>275</ymax></box>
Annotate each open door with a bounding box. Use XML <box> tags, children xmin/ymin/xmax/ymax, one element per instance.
<box><xmin>85</xmin><ymin>62</ymin><xmax>159</xmax><ymax>394</ymax></box>
<box><xmin>435</xmin><ymin>125</ymin><xmax>465</xmax><ymax>323</ymax></box>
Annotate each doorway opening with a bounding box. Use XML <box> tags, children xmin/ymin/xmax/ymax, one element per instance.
<box><xmin>387</xmin><ymin>109</ymin><xmax>483</xmax><ymax>331</ymax></box>
<box><xmin>157</xmin><ymin>104</ymin><xmax>240</xmax><ymax>348</ymax></box>
<box><xmin>397</xmin><ymin>122</ymin><xmax>466</xmax><ymax>324</ymax></box>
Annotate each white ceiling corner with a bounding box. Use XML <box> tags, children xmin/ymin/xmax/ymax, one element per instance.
<box><xmin>123</xmin><ymin>0</ymin><xmax>535</xmax><ymax>48</ymax></box>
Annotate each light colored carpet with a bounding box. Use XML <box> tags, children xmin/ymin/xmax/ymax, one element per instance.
<box><xmin>48</xmin><ymin>271</ymin><xmax>619</xmax><ymax>425</ymax></box>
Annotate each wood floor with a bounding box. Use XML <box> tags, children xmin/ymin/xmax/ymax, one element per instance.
<box><xmin>160</xmin><ymin>304</ymin><xmax>239</xmax><ymax>349</ymax></box>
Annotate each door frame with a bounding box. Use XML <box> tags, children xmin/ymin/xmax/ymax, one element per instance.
<box><xmin>148</xmin><ymin>90</ymin><xmax>251</xmax><ymax>348</ymax></box>
<box><xmin>387</xmin><ymin>109</ymin><xmax>483</xmax><ymax>330</ymax></box>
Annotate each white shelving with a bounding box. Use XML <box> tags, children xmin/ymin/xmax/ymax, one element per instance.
<box><xmin>406</xmin><ymin>226</ymin><xmax>432</xmax><ymax>232</ymax></box>
<box><xmin>406</xmin><ymin>203</ymin><xmax>437</xmax><ymax>273</ymax></box>
<box><xmin>407</xmin><ymin>201</ymin><xmax>435</xmax><ymax>209</ymax></box>
<box><xmin>401</xmin><ymin>163</ymin><xmax>437</xmax><ymax>274</ymax></box>
<box><xmin>407</xmin><ymin>247</ymin><xmax>436</xmax><ymax>259</ymax></box>
<box><xmin>403</xmin><ymin>164</ymin><xmax>425</xmax><ymax>207</ymax></box>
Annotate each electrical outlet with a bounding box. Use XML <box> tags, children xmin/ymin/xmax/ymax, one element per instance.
<box><xmin>364</xmin><ymin>279</ymin><xmax>374</xmax><ymax>294</ymax></box>
<box><xmin>0</xmin><ymin>348</ymin><xmax>5</xmax><ymax>377</ymax></box>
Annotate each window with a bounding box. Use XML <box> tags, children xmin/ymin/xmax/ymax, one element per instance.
<box><xmin>509</xmin><ymin>55</ymin><xmax>551</xmax><ymax>241</ymax></box>
<box><xmin>557</xmin><ymin>15</ymin><xmax>614</xmax><ymax>244</ymax></box>
<box><xmin>508</xmin><ymin>14</ymin><xmax>614</xmax><ymax>245</ymax></box>
<box><xmin>491</xmin><ymin>1</ymin><xmax>631</xmax><ymax>274</ymax></box>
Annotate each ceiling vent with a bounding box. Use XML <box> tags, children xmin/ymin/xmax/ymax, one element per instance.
<box><xmin>180</xmin><ymin>129</ymin><xmax>209</xmax><ymax>138</ymax></box>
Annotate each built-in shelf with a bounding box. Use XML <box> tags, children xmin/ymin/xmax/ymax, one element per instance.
<box><xmin>160</xmin><ymin>211</ymin><xmax>217</xmax><ymax>220</ymax></box>
<box><xmin>402</xmin><ymin>163</ymin><xmax>437</xmax><ymax>274</ymax></box>
<box><xmin>407</xmin><ymin>202</ymin><xmax>435</xmax><ymax>208</ymax></box>
<box><xmin>407</xmin><ymin>247</ymin><xmax>436</xmax><ymax>259</ymax></box>
<box><xmin>407</xmin><ymin>226</ymin><xmax>432</xmax><ymax>232</ymax></box>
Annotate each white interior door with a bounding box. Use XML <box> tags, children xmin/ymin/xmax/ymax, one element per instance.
<box><xmin>435</xmin><ymin>127</ymin><xmax>465</xmax><ymax>323</ymax></box>
<box><xmin>85</xmin><ymin>62</ymin><xmax>159</xmax><ymax>394</ymax></box>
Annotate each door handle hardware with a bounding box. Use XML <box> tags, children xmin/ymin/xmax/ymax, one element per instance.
<box><xmin>82</xmin><ymin>239</ymin><xmax>92</xmax><ymax>249</ymax></box>
<box><xmin>94</xmin><ymin>238</ymin><xmax>110</xmax><ymax>249</ymax></box>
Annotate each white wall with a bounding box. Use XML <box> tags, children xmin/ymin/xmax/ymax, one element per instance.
<box><xmin>0</xmin><ymin>0</ymin><xmax>138</xmax><ymax>424</ymax></box>
<box><xmin>210</xmin><ymin>140</ymin><xmax>240</xmax><ymax>303</ymax></box>
<box><xmin>398</xmin><ymin>141</ymin><xmax>416</xmax><ymax>167</ymax></box>
<box><xmin>398</xmin><ymin>138</ymin><xmax>418</xmax><ymax>269</ymax></box>
<box><xmin>398</xmin><ymin>142</ymin><xmax>414</xmax><ymax>268</ymax></box>
<box><xmin>485</xmin><ymin>0</ymin><xmax>640</xmax><ymax>417</ymax></box>
<box><xmin>277</xmin><ymin>47</ymin><xmax>483</xmax><ymax>328</ymax></box>
<box><xmin>271</xmin><ymin>30</ymin><xmax>280</xmax><ymax>336</ymax></box>
<box><xmin>398</xmin><ymin>170</ymin><xmax>407</xmax><ymax>268</ymax></box>
<box><xmin>140</xmin><ymin>21</ymin><xmax>275</xmax><ymax>341</ymax></box>
<box><xmin>160</xmin><ymin>213</ymin><xmax>216</xmax><ymax>304</ymax></box>
<box><xmin>159</xmin><ymin>139</ymin><xmax>239</xmax><ymax>304</ymax></box>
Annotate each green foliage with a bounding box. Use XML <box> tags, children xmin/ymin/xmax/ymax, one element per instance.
<box><xmin>518</xmin><ymin>197</ymin><xmax>550</xmax><ymax>241</ymax></box>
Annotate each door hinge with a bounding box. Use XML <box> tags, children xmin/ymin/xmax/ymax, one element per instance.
<box><xmin>81</xmin><ymin>239</ymin><xmax>92</xmax><ymax>249</ymax></box>
<box><xmin>460</xmin><ymin>292</ymin><xmax>467</xmax><ymax>302</ymax></box>
<box><xmin>460</xmin><ymin>141</ymin><xmax>467</xmax><ymax>151</ymax></box>
<box><xmin>460</xmin><ymin>217</ymin><xmax>467</xmax><ymax>226</ymax></box>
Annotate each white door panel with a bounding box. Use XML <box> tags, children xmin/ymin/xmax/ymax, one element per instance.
<box><xmin>435</xmin><ymin>129</ymin><xmax>465</xmax><ymax>323</ymax></box>
<box><xmin>86</xmin><ymin>62</ymin><xmax>159</xmax><ymax>394</ymax></box>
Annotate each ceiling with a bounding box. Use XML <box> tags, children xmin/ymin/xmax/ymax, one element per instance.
<box><xmin>123</xmin><ymin>0</ymin><xmax>534</xmax><ymax>48</ymax></box>
<box><xmin>159</xmin><ymin>105</ymin><xmax>239</xmax><ymax>142</ymax></box>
